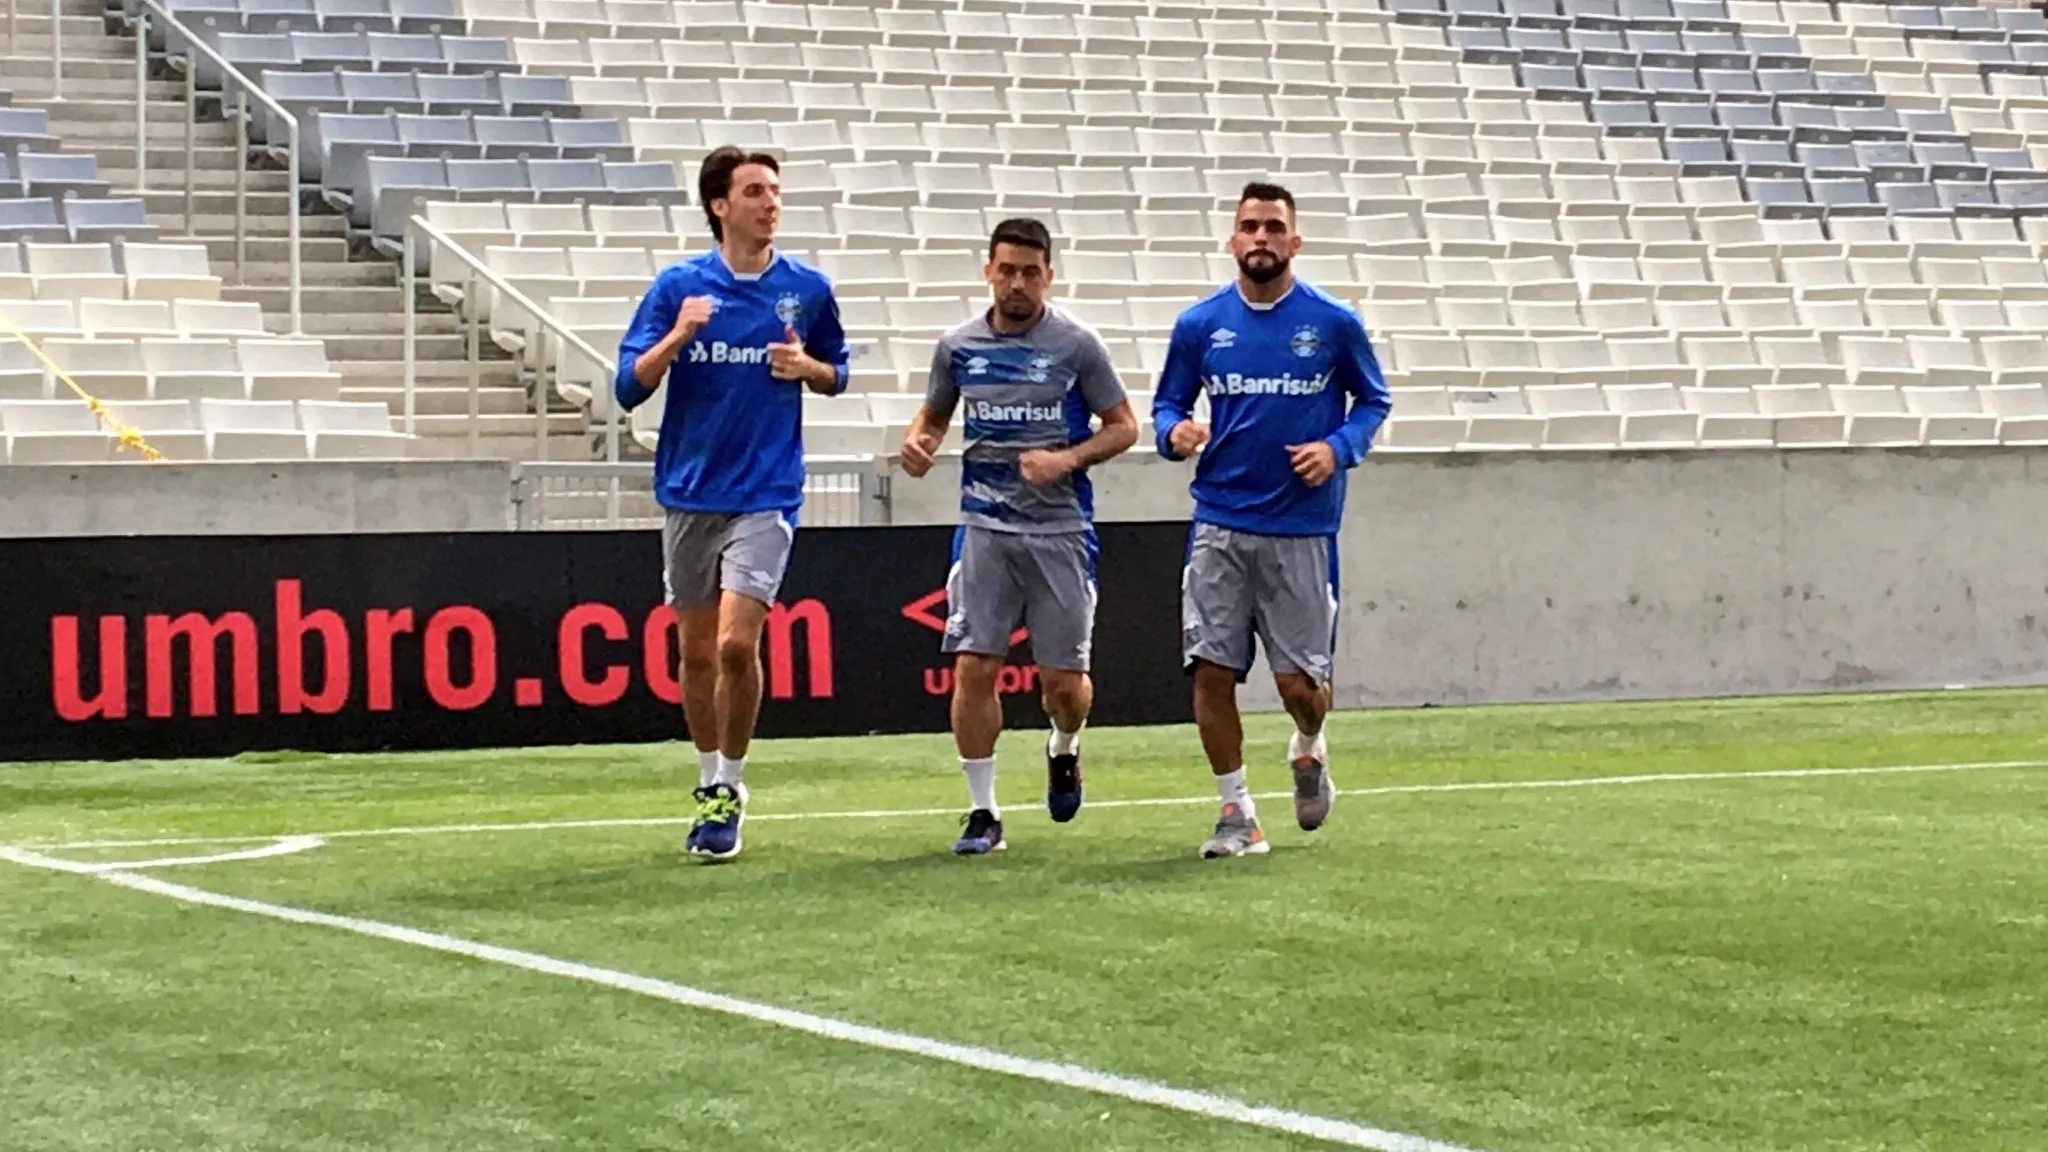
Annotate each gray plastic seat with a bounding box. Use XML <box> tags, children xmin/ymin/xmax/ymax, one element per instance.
<box><xmin>340</xmin><ymin>69</ymin><xmax>421</xmax><ymax>117</ymax></box>
<box><xmin>368</xmin><ymin>32</ymin><xmax>445</xmax><ymax>72</ymax></box>
<box><xmin>396</xmin><ymin>113</ymin><xmax>481</xmax><ymax>160</ymax></box>
<box><xmin>473</xmin><ymin>116</ymin><xmax>557</xmax><ymax>160</ymax></box>
<box><xmin>61</xmin><ymin>198</ymin><xmax>158</xmax><ymax>244</ymax></box>
<box><xmin>316</xmin><ymin>0</ymin><xmax>399</xmax><ymax>34</ymax></box>
<box><xmin>0</xmin><ymin>108</ymin><xmax>57</xmax><ymax>155</ymax></box>
<box><xmin>317</xmin><ymin>111</ymin><xmax>400</xmax><ymax>202</ymax></box>
<box><xmin>362</xmin><ymin>154</ymin><xmax>449</xmax><ymax>235</ymax></box>
<box><xmin>525</xmin><ymin>158</ymin><xmax>607</xmax><ymax>199</ymax></box>
<box><xmin>291</xmin><ymin>31</ymin><xmax>371</xmax><ymax>70</ymax></box>
<box><xmin>441</xmin><ymin>35</ymin><xmax>512</xmax><ymax>73</ymax></box>
<box><xmin>17</xmin><ymin>154</ymin><xmax>106</xmax><ymax>201</ymax></box>
<box><xmin>1876</xmin><ymin>181</ymin><xmax>1941</xmax><ymax>212</ymax></box>
<box><xmin>499</xmin><ymin>74</ymin><xmax>575</xmax><ymax>117</ymax></box>
<box><xmin>416</xmin><ymin>73</ymin><xmax>499</xmax><ymax>116</ymax></box>
<box><xmin>551</xmin><ymin>118</ymin><xmax>633</xmax><ymax>163</ymax></box>
<box><xmin>0</xmin><ymin>198</ymin><xmax>68</xmax><ymax>244</ymax></box>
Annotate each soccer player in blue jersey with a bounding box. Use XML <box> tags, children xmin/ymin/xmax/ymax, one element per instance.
<box><xmin>900</xmin><ymin>218</ymin><xmax>1139</xmax><ymax>855</ymax></box>
<box><xmin>1151</xmin><ymin>182</ymin><xmax>1393</xmax><ymax>859</ymax></box>
<box><xmin>614</xmin><ymin>146</ymin><xmax>850</xmax><ymax>862</ymax></box>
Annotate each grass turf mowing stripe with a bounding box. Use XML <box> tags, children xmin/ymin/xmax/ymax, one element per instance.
<box><xmin>0</xmin><ymin>847</ymin><xmax>1485</xmax><ymax>1152</ymax></box>
<box><xmin>26</xmin><ymin>757</ymin><xmax>2048</xmax><ymax>853</ymax></box>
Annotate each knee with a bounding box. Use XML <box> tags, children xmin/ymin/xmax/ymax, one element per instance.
<box><xmin>1039</xmin><ymin>671</ymin><xmax>1086</xmax><ymax>713</ymax></box>
<box><xmin>1275</xmin><ymin>674</ymin><xmax>1323</xmax><ymax>712</ymax></box>
<box><xmin>680</xmin><ymin>649</ymin><xmax>716</xmax><ymax>682</ymax></box>
<box><xmin>954</xmin><ymin>655</ymin><xmax>1001</xmax><ymax>695</ymax></box>
<box><xmin>716</xmin><ymin>634</ymin><xmax>759</xmax><ymax>676</ymax></box>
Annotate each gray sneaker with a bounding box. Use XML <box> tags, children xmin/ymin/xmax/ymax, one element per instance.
<box><xmin>1291</xmin><ymin>756</ymin><xmax>1335</xmax><ymax>832</ymax></box>
<box><xmin>1199</xmin><ymin>802</ymin><xmax>1269</xmax><ymax>859</ymax></box>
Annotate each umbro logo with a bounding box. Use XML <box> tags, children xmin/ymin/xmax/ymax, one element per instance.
<box><xmin>1210</xmin><ymin>328</ymin><xmax>1236</xmax><ymax>348</ymax></box>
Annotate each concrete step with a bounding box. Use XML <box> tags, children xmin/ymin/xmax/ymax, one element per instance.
<box><xmin>96</xmin><ymin>167</ymin><xmax>293</xmax><ymax>192</ymax></box>
<box><xmin>407</xmin><ymin>432</ymin><xmax>597</xmax><ymax>462</ymax></box>
<box><xmin>0</xmin><ymin>12</ymin><xmax>133</xmax><ymax>36</ymax></box>
<box><xmin>343</xmin><ymin>384</ymin><xmax>536</xmax><ymax>417</ymax></box>
<box><xmin>220</xmin><ymin>259</ymin><xmax>397</xmax><ymax>287</ymax></box>
<box><xmin>194</xmin><ymin>235</ymin><xmax>352</xmax><ymax>265</ymax></box>
<box><xmin>319</xmin><ymin>332</ymin><xmax>513</xmax><ymax>361</ymax></box>
<box><xmin>293</xmin><ymin>312</ymin><xmax>467</xmax><ymax>338</ymax></box>
<box><xmin>0</xmin><ymin>34</ymin><xmax>133</xmax><ymax>59</ymax></box>
<box><xmin>336</xmin><ymin>360</ymin><xmax>521</xmax><ymax>385</ymax></box>
<box><xmin>138</xmin><ymin>187</ymin><xmax>289</xmax><ymax>215</ymax></box>
<box><xmin>3</xmin><ymin>76</ymin><xmax>181</xmax><ymax>101</ymax></box>
<box><xmin>88</xmin><ymin>143</ymin><xmax>247</xmax><ymax>172</ymax></box>
<box><xmin>220</xmin><ymin>283</ymin><xmax>404</xmax><ymax>313</ymax></box>
<box><xmin>148</xmin><ymin>211</ymin><xmax>350</xmax><ymax>238</ymax></box>
<box><xmin>42</xmin><ymin>103</ymin><xmax>234</xmax><ymax>140</ymax></box>
<box><xmin>401</xmin><ymin>411</ymin><xmax>587</xmax><ymax>441</ymax></box>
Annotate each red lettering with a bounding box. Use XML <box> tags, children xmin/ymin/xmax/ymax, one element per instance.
<box><xmin>997</xmin><ymin>665</ymin><xmax>1024</xmax><ymax>694</ymax></box>
<box><xmin>924</xmin><ymin>666</ymin><xmax>950</xmax><ymax>696</ymax></box>
<box><xmin>763</xmin><ymin>598</ymin><xmax>833</xmax><ymax>699</ymax></box>
<box><xmin>423</xmin><ymin>606</ymin><xmax>496</xmax><ymax>711</ymax></box>
<box><xmin>559</xmin><ymin>603</ymin><xmax>629</xmax><ymax>707</ymax></box>
<box><xmin>643</xmin><ymin>606</ymin><xmax>680</xmax><ymax>705</ymax></box>
<box><xmin>50</xmin><ymin>615</ymin><xmax>127</xmax><ymax>721</ymax></box>
<box><xmin>145</xmin><ymin>611</ymin><xmax>259</xmax><ymax>718</ymax></box>
<box><xmin>365</xmin><ymin>608</ymin><xmax>414</xmax><ymax>712</ymax></box>
<box><xmin>276</xmin><ymin>579</ymin><xmax>349</xmax><ymax>715</ymax></box>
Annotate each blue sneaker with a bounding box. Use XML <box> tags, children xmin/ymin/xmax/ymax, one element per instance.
<box><xmin>950</xmin><ymin>808</ymin><xmax>1005</xmax><ymax>855</ymax></box>
<box><xmin>687</xmin><ymin>782</ymin><xmax>745</xmax><ymax>861</ymax></box>
<box><xmin>1046</xmin><ymin>743</ymin><xmax>1083</xmax><ymax>823</ymax></box>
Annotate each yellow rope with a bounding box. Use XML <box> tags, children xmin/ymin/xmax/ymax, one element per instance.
<box><xmin>0</xmin><ymin>312</ymin><xmax>165</xmax><ymax>463</ymax></box>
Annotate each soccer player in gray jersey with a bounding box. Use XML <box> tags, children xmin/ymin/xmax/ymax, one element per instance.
<box><xmin>899</xmin><ymin>218</ymin><xmax>1139</xmax><ymax>855</ymax></box>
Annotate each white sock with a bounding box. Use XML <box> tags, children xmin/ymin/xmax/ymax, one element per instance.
<box><xmin>715</xmin><ymin>753</ymin><xmax>746</xmax><ymax>788</ymax></box>
<box><xmin>962</xmin><ymin>756</ymin><xmax>999</xmax><ymax>817</ymax></box>
<box><xmin>1214</xmin><ymin>767</ymin><xmax>1255</xmax><ymax>820</ymax></box>
<box><xmin>1288</xmin><ymin>728</ymin><xmax>1327</xmax><ymax>763</ymax></box>
<box><xmin>697</xmin><ymin>749</ymin><xmax>719</xmax><ymax>789</ymax></box>
<box><xmin>1048</xmin><ymin>722</ymin><xmax>1082</xmax><ymax>757</ymax></box>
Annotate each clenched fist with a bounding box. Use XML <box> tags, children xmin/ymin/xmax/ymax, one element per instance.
<box><xmin>1167</xmin><ymin>419</ymin><xmax>1209</xmax><ymax>458</ymax></box>
<box><xmin>672</xmin><ymin>295</ymin><xmax>715</xmax><ymax>343</ymax></box>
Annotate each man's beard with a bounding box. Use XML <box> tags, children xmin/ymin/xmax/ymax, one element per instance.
<box><xmin>1237</xmin><ymin>251</ymin><xmax>1288</xmax><ymax>284</ymax></box>
<box><xmin>998</xmin><ymin>295</ymin><xmax>1039</xmax><ymax>321</ymax></box>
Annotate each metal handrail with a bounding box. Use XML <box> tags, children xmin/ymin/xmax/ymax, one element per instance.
<box><xmin>4</xmin><ymin>0</ymin><xmax>67</xmax><ymax>96</ymax></box>
<box><xmin>133</xmin><ymin>0</ymin><xmax>301</xmax><ymax>334</ymax></box>
<box><xmin>402</xmin><ymin>212</ymin><xmax>623</xmax><ymax>513</ymax></box>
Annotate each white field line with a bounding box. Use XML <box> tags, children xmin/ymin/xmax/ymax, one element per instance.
<box><xmin>0</xmin><ymin>846</ymin><xmax>1483</xmax><ymax>1152</ymax></box>
<box><xmin>23</xmin><ymin>757</ymin><xmax>2048</xmax><ymax>853</ymax></box>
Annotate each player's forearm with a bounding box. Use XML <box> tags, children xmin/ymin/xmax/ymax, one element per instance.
<box><xmin>800</xmin><ymin>357</ymin><xmax>845</xmax><ymax>395</ymax></box>
<box><xmin>1066</xmin><ymin>420</ymin><xmax>1138</xmax><ymax>469</ymax></box>
<box><xmin>1327</xmin><ymin>395</ymin><xmax>1392</xmax><ymax>467</ymax></box>
<box><xmin>631</xmin><ymin>331</ymin><xmax>690</xmax><ymax>389</ymax></box>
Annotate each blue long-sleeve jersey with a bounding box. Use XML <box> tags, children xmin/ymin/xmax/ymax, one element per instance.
<box><xmin>1151</xmin><ymin>279</ymin><xmax>1392</xmax><ymax>537</ymax></box>
<box><xmin>614</xmin><ymin>249</ymin><xmax>849</xmax><ymax>515</ymax></box>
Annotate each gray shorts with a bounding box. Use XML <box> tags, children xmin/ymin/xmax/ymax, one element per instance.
<box><xmin>1181</xmin><ymin>521</ymin><xmax>1339</xmax><ymax>684</ymax></box>
<box><xmin>942</xmin><ymin>525</ymin><xmax>1100</xmax><ymax>671</ymax></box>
<box><xmin>661</xmin><ymin>508</ymin><xmax>797</xmax><ymax>610</ymax></box>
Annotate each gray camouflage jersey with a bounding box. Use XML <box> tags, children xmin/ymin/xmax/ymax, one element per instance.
<box><xmin>924</xmin><ymin>304</ymin><xmax>1128</xmax><ymax>534</ymax></box>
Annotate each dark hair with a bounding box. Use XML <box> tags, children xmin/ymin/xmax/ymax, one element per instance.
<box><xmin>987</xmin><ymin>216</ymin><xmax>1054</xmax><ymax>264</ymax></box>
<box><xmin>1238</xmin><ymin>181</ymin><xmax>1296</xmax><ymax>219</ymax></box>
<box><xmin>698</xmin><ymin>145</ymin><xmax>780</xmax><ymax>242</ymax></box>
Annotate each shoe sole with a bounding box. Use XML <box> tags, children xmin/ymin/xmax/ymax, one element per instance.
<box><xmin>951</xmin><ymin>840</ymin><xmax>1007</xmax><ymax>855</ymax></box>
<box><xmin>1200</xmin><ymin>838</ymin><xmax>1271</xmax><ymax>859</ymax></box>
<box><xmin>1293</xmin><ymin>765</ymin><xmax>1336</xmax><ymax>832</ymax></box>
<box><xmin>688</xmin><ymin>816</ymin><xmax>744</xmax><ymax>861</ymax></box>
<box><xmin>1047</xmin><ymin>792</ymin><xmax>1082</xmax><ymax>823</ymax></box>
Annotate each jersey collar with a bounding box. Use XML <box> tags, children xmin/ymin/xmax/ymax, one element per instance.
<box><xmin>715</xmin><ymin>245</ymin><xmax>780</xmax><ymax>282</ymax></box>
<box><xmin>1235</xmin><ymin>278</ymin><xmax>1297</xmax><ymax>312</ymax></box>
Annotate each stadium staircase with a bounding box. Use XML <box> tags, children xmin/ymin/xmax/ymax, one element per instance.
<box><xmin>15</xmin><ymin>0</ymin><xmax>587</xmax><ymax>459</ymax></box>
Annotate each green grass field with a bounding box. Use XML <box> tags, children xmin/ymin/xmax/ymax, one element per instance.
<box><xmin>5</xmin><ymin>689</ymin><xmax>2047</xmax><ymax>1152</ymax></box>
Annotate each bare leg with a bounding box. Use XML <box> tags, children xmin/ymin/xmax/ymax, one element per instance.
<box><xmin>1191</xmin><ymin>659</ymin><xmax>1243</xmax><ymax>777</ymax></box>
<box><xmin>951</xmin><ymin>653</ymin><xmax>1004</xmax><ymax>761</ymax></box>
<box><xmin>672</xmin><ymin>605</ymin><xmax>719</xmax><ymax>758</ymax></box>
<box><xmin>1038</xmin><ymin>668</ymin><xmax>1092</xmax><ymax>736</ymax></box>
<box><xmin>715</xmin><ymin>591</ymin><xmax>770</xmax><ymax>761</ymax></box>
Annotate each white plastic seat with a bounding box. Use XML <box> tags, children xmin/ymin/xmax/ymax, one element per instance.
<box><xmin>122</xmin><ymin>243</ymin><xmax>222</xmax><ymax>302</ymax></box>
<box><xmin>1827</xmin><ymin>385</ymin><xmax>1922</xmax><ymax>445</ymax></box>
<box><xmin>199</xmin><ymin>397</ymin><xmax>308</xmax><ymax>460</ymax></box>
<box><xmin>100</xmin><ymin>398</ymin><xmax>207</xmax><ymax>460</ymax></box>
<box><xmin>142</xmin><ymin>338</ymin><xmax>246</xmax><ymax>401</ymax></box>
<box><xmin>239</xmin><ymin>339</ymin><xmax>342</xmax><ymax>402</ymax></box>
<box><xmin>0</xmin><ymin>398</ymin><xmax>112</xmax><ymax>462</ymax></box>
<box><xmin>1982</xmin><ymin>384</ymin><xmax>2048</xmax><ymax>443</ymax></box>
<box><xmin>44</xmin><ymin>338</ymin><xmax>149</xmax><ymax>401</ymax></box>
<box><xmin>298</xmin><ymin>400</ymin><xmax>412</xmax><ymax>458</ymax></box>
<box><xmin>1900</xmin><ymin>386</ymin><xmax>1998</xmax><ymax>445</ymax></box>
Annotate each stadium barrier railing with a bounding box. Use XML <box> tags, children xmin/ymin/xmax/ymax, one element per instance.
<box><xmin>133</xmin><ymin>0</ymin><xmax>303</xmax><ymax>335</ymax></box>
<box><xmin>510</xmin><ymin>461</ymin><xmax>884</xmax><ymax>531</ymax></box>
<box><xmin>402</xmin><ymin>210</ymin><xmax>623</xmax><ymax>471</ymax></box>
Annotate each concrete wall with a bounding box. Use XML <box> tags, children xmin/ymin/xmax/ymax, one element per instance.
<box><xmin>1334</xmin><ymin>446</ymin><xmax>2048</xmax><ymax>706</ymax></box>
<box><xmin>0</xmin><ymin>460</ymin><xmax>517</xmax><ymax>537</ymax></box>
<box><xmin>888</xmin><ymin>447</ymin><xmax>2048</xmax><ymax>707</ymax></box>
<box><xmin>8</xmin><ymin>449</ymin><xmax>2044</xmax><ymax>708</ymax></box>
